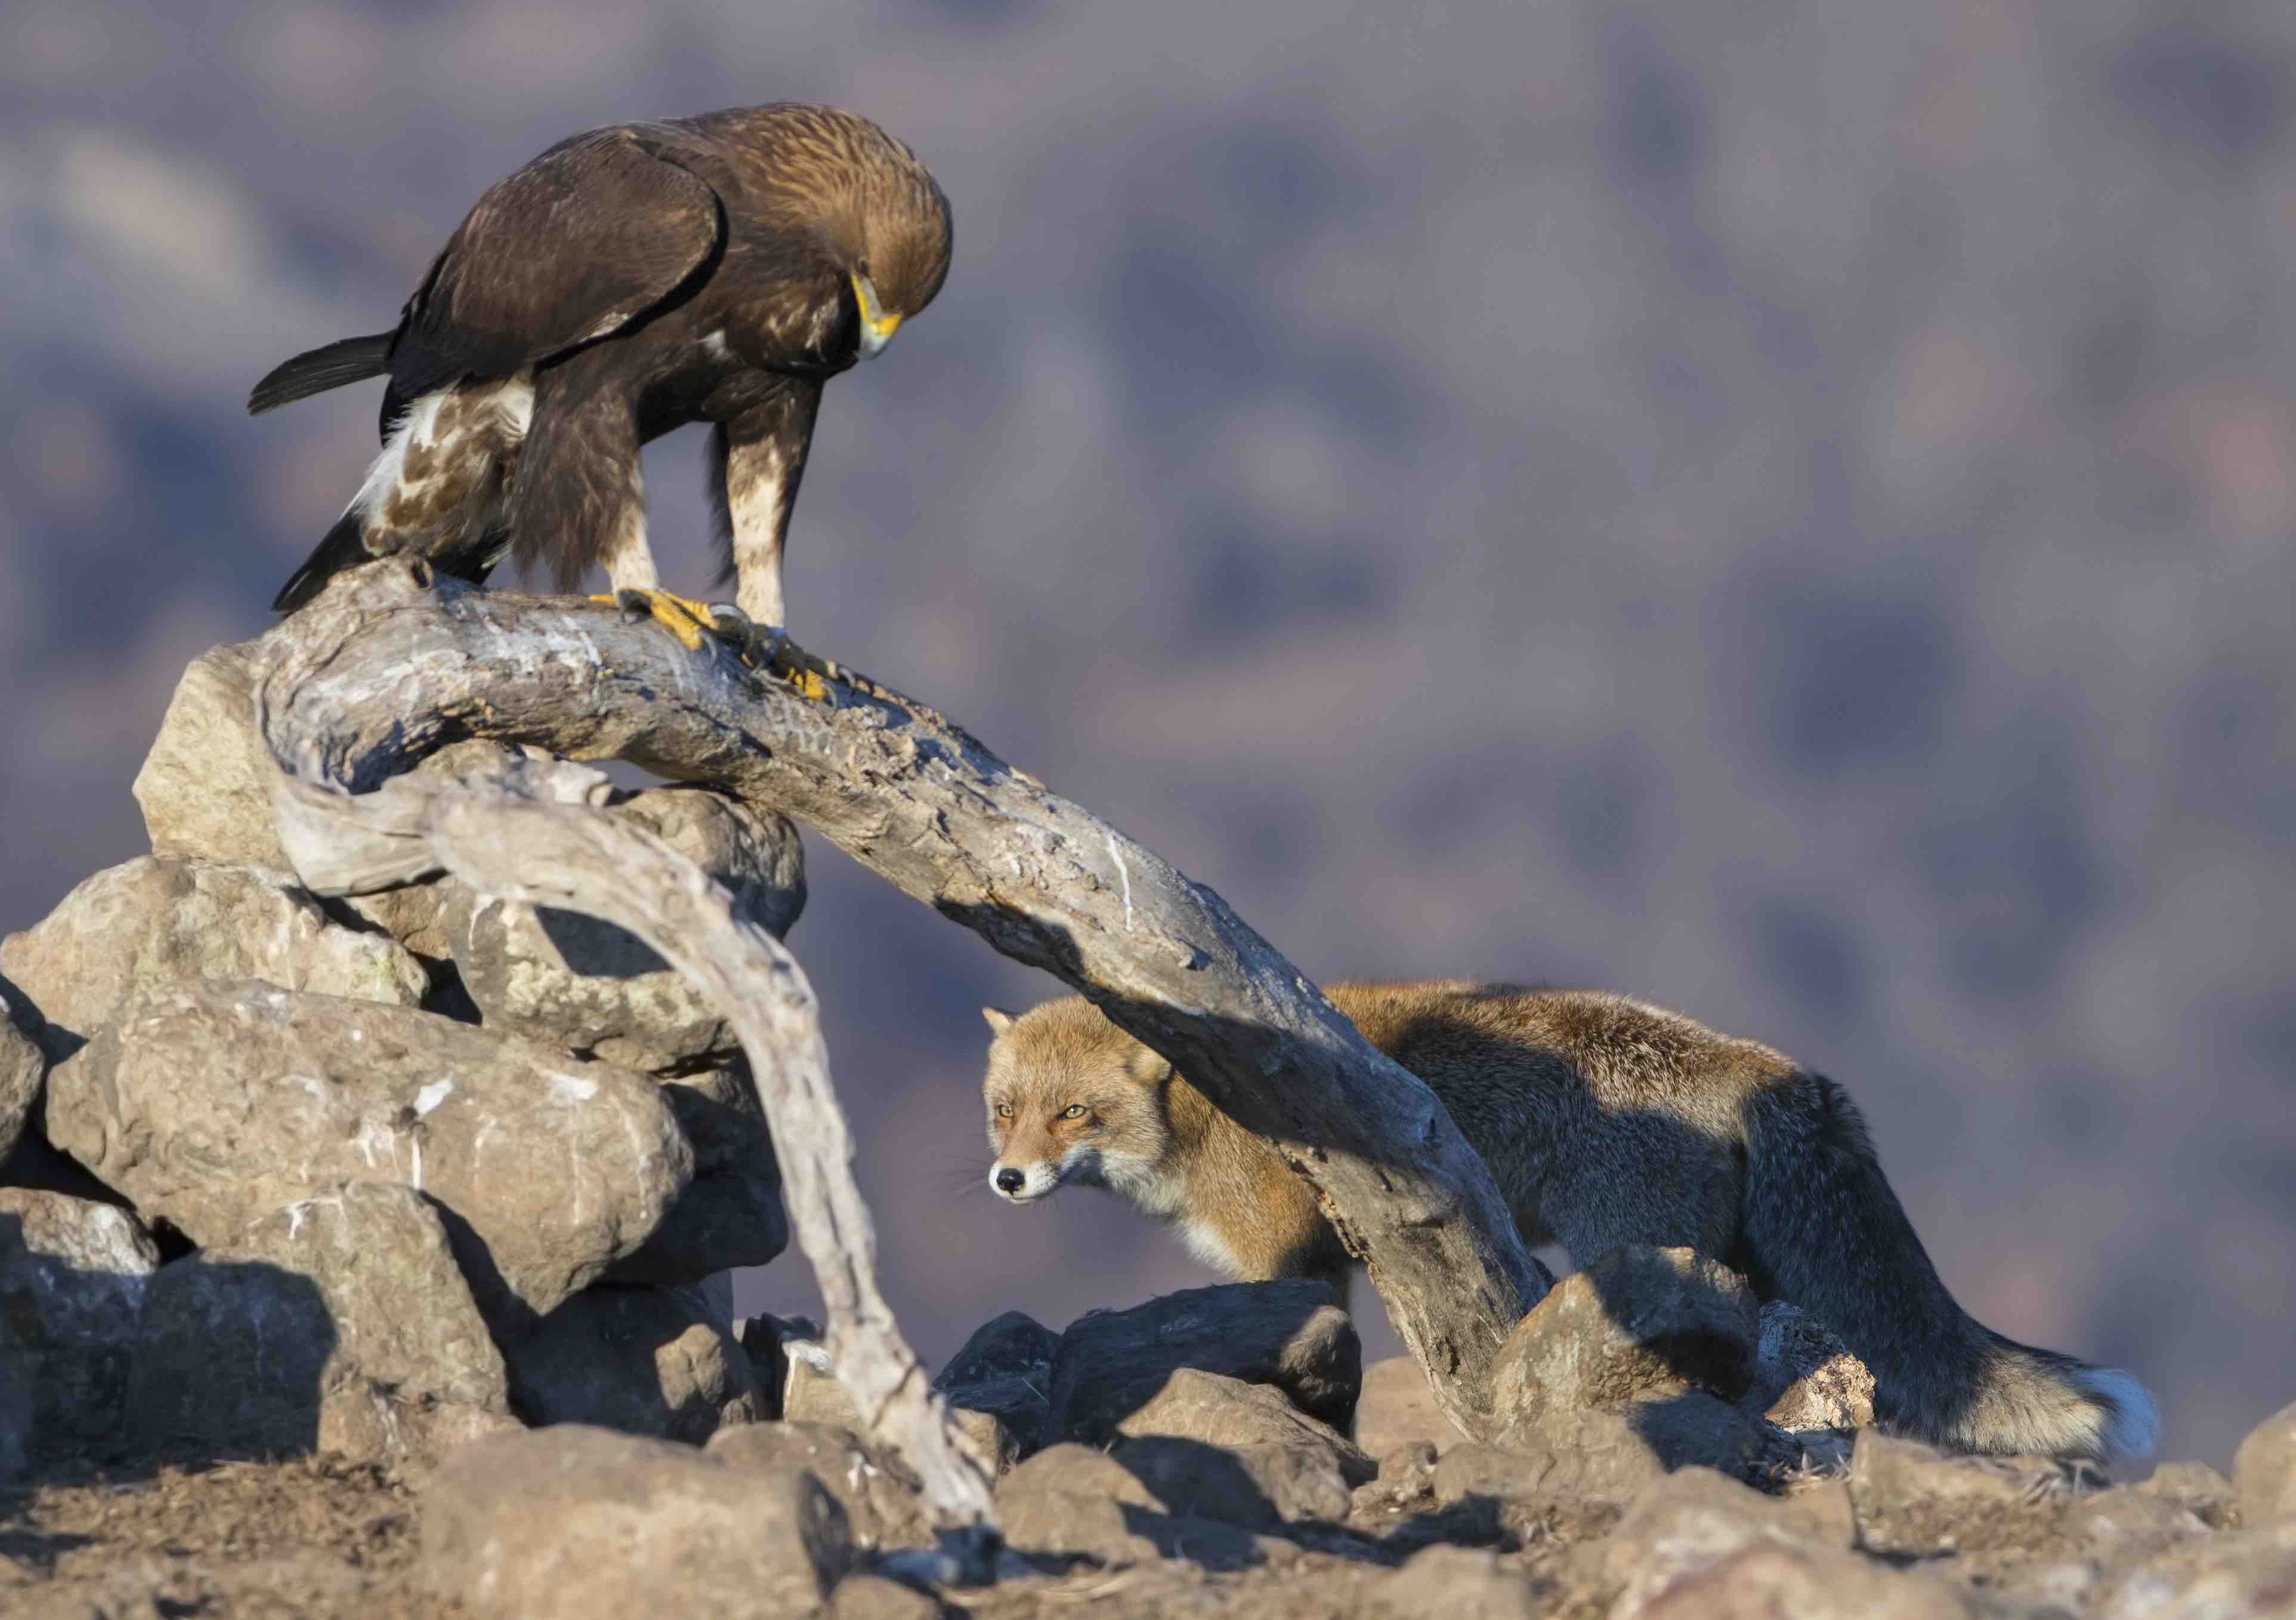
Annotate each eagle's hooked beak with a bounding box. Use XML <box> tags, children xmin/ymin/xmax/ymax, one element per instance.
<box><xmin>852</xmin><ymin>271</ymin><xmax>902</xmax><ymax>360</ymax></box>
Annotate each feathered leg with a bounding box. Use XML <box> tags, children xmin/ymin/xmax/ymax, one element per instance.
<box><xmin>704</xmin><ymin>378</ymin><xmax>823</xmax><ymax>667</ymax></box>
<box><xmin>510</xmin><ymin>369</ymin><xmax>715</xmax><ymax>651</ymax></box>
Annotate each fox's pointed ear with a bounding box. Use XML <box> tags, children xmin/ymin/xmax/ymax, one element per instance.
<box><xmin>981</xmin><ymin>1006</ymin><xmax>1016</xmax><ymax>1036</ymax></box>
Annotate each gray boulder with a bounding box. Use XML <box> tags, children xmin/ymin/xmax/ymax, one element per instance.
<box><xmin>48</xmin><ymin>979</ymin><xmax>690</xmax><ymax>1321</ymax></box>
<box><xmin>710</xmin><ymin>1421</ymin><xmax>932</xmax><ymax>1549</ymax></box>
<box><xmin>0</xmin><ymin>857</ymin><xmax>426</xmax><ymax>1062</ymax></box>
<box><xmin>505</xmin><ymin>1282</ymin><xmax>765</xmax><ymax>1443</ymax></box>
<box><xmin>131</xmin><ymin>638</ymin><xmax>281</xmax><ymax>870</ymax></box>
<box><xmin>934</xmin><ymin>1309</ymin><xmax>1059</xmax><ymax>1465</ymax></box>
<box><xmin>1630</xmin><ymin>1542</ymin><xmax>1976</xmax><ymax>1619</ymax></box>
<box><xmin>1113</xmin><ymin>1435</ymin><xmax>1355</xmax><ymax>1527</ymax></box>
<box><xmin>1452</xmin><ymin>1393</ymin><xmax>1775</xmax><ymax>1509</ymax></box>
<box><xmin>446</xmin><ymin>784</ymin><xmax>804</xmax><ymax>1072</ymax></box>
<box><xmin>603</xmin><ymin>1063</ymin><xmax>786</xmax><ymax>1285</ymax></box>
<box><xmin>1111</xmin><ymin>1367</ymin><xmax>1373</xmax><ymax>1473</ymax></box>
<box><xmin>1373</xmin><ymin>1545</ymin><xmax>1541</xmax><ymax>1620</ymax></box>
<box><xmin>1749</xmin><ymin>1301</ymin><xmax>1875</xmax><ymax>1433</ymax></box>
<box><xmin>1846</xmin><ymin>1432</ymin><xmax>2069</xmax><ymax>1556</ymax></box>
<box><xmin>2235</xmin><ymin>1399</ymin><xmax>2296</xmax><ymax>1526</ymax></box>
<box><xmin>423</xmin><ymin>1424</ymin><xmax>854</xmax><ymax>1618</ymax></box>
<box><xmin>1046</xmin><ymin>1281</ymin><xmax>1361</xmax><ymax>1445</ymax></box>
<box><xmin>123</xmin><ymin>1182</ymin><xmax>514</xmax><ymax>1463</ymax></box>
<box><xmin>0</xmin><ymin>1189</ymin><xmax>162</xmax><ymax>1474</ymax></box>
<box><xmin>1596</xmin><ymin>1466</ymin><xmax>1851</xmax><ymax>1617</ymax></box>
<box><xmin>0</xmin><ymin>996</ymin><xmax>40</xmax><ymax>1165</ymax></box>
<box><xmin>1355</xmin><ymin>1353</ymin><xmax>1456</xmax><ymax>1459</ymax></box>
<box><xmin>1489</xmin><ymin>1246</ymin><xmax>1758</xmax><ymax>1442</ymax></box>
<box><xmin>994</xmin><ymin>1442</ymin><xmax>1167</xmax><ymax>1566</ymax></box>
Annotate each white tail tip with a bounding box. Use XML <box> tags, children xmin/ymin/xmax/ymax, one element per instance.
<box><xmin>2080</xmin><ymin>1366</ymin><xmax>2159</xmax><ymax>1461</ymax></box>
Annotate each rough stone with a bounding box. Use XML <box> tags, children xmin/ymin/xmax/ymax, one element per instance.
<box><xmin>775</xmin><ymin>1321</ymin><xmax>867</xmax><ymax>1432</ymax></box>
<box><xmin>123</xmin><ymin>1182</ymin><xmax>514</xmax><ymax>1463</ymax></box>
<box><xmin>710</xmin><ymin>1421</ymin><xmax>932</xmax><ymax>1548</ymax></box>
<box><xmin>1112</xmin><ymin>1436</ymin><xmax>1355</xmax><ymax>1526</ymax></box>
<box><xmin>446</xmin><ymin>784</ymin><xmax>804</xmax><ymax>1072</ymax></box>
<box><xmin>1456</xmin><ymin>1394</ymin><xmax>1774</xmax><ymax>1509</ymax></box>
<box><xmin>1111</xmin><ymin>1367</ymin><xmax>1373</xmax><ymax>1482</ymax></box>
<box><xmin>1356</xmin><ymin>1353</ymin><xmax>1456</xmax><ymax>1458</ymax></box>
<box><xmin>1373</xmin><ymin>1544</ymin><xmax>1540</xmax><ymax>1620</ymax></box>
<box><xmin>2137</xmin><ymin>1459</ymin><xmax>2242</xmax><ymax>1529</ymax></box>
<box><xmin>2235</xmin><ymin>1399</ymin><xmax>2296</xmax><ymax>1526</ymax></box>
<box><xmin>0</xmin><ymin>857</ymin><xmax>427</xmax><ymax>1062</ymax></box>
<box><xmin>1597</xmin><ymin>1466</ymin><xmax>1847</xmax><ymax>1615</ymax></box>
<box><xmin>131</xmin><ymin>639</ymin><xmax>280</xmax><ymax>870</ymax></box>
<box><xmin>0</xmin><ymin>999</ymin><xmax>41</xmax><ymax>1166</ymax></box>
<box><xmin>505</xmin><ymin>1282</ymin><xmax>765</xmax><ymax>1443</ymax></box>
<box><xmin>934</xmin><ymin>1309</ymin><xmax>1057</xmax><ymax>1464</ymax></box>
<box><xmin>423</xmin><ymin>1424</ymin><xmax>854</xmax><ymax>1618</ymax></box>
<box><xmin>1489</xmin><ymin>1247</ymin><xmax>1758</xmax><ymax>1440</ymax></box>
<box><xmin>1046</xmin><ymin>1281</ymin><xmax>1361</xmax><ymax>1445</ymax></box>
<box><xmin>1631</xmin><ymin>1542</ymin><xmax>1976</xmax><ymax>1619</ymax></box>
<box><xmin>2097</xmin><ymin>1522</ymin><xmax>2296</xmax><ymax>1619</ymax></box>
<box><xmin>48</xmin><ymin>979</ymin><xmax>690</xmax><ymax>1322</ymax></box>
<box><xmin>602</xmin><ymin>1064</ymin><xmax>786</xmax><ymax>1285</ymax></box>
<box><xmin>1847</xmin><ymin>1433</ymin><xmax>2068</xmax><ymax>1556</ymax></box>
<box><xmin>1750</xmin><ymin>1301</ymin><xmax>1875</xmax><ymax>1433</ymax></box>
<box><xmin>996</xmin><ymin>1443</ymin><xmax>1167</xmax><ymax>1566</ymax></box>
<box><xmin>828</xmin><ymin>1573</ymin><xmax>944</xmax><ymax>1620</ymax></box>
<box><xmin>0</xmin><ymin>1189</ymin><xmax>162</xmax><ymax>1473</ymax></box>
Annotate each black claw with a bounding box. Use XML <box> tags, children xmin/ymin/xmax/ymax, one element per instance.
<box><xmin>707</xmin><ymin>602</ymin><xmax>787</xmax><ymax>671</ymax></box>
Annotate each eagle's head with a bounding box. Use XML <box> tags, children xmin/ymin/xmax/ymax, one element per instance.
<box><xmin>778</xmin><ymin>107</ymin><xmax>952</xmax><ymax>362</ymax></box>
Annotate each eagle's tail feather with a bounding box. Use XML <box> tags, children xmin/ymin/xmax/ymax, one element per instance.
<box><xmin>248</xmin><ymin>333</ymin><xmax>394</xmax><ymax>415</ymax></box>
<box><xmin>272</xmin><ymin>511</ymin><xmax>373</xmax><ymax>614</ymax></box>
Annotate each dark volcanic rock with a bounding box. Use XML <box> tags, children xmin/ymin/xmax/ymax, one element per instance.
<box><xmin>47</xmin><ymin>979</ymin><xmax>691</xmax><ymax>1322</ymax></box>
<box><xmin>0</xmin><ymin>1189</ymin><xmax>161</xmax><ymax>1473</ymax></box>
<box><xmin>423</xmin><ymin>1424</ymin><xmax>853</xmax><ymax>1618</ymax></box>
<box><xmin>934</xmin><ymin>1309</ymin><xmax>1058</xmax><ymax>1467</ymax></box>
<box><xmin>123</xmin><ymin>1182</ymin><xmax>514</xmax><ymax>1463</ymax></box>
<box><xmin>504</xmin><ymin>1281</ymin><xmax>764</xmax><ymax>1443</ymax></box>
<box><xmin>1046</xmin><ymin>1281</ymin><xmax>1360</xmax><ymax>1445</ymax></box>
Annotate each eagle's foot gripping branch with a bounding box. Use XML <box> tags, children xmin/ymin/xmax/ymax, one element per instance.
<box><xmin>597</xmin><ymin>588</ymin><xmax>719</xmax><ymax>653</ymax></box>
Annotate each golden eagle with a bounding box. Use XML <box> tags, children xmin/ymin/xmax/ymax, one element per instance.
<box><xmin>249</xmin><ymin>103</ymin><xmax>951</xmax><ymax>661</ymax></box>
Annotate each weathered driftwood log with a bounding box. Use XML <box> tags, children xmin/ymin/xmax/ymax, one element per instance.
<box><xmin>261</xmin><ymin>747</ymin><xmax>991</xmax><ymax>1523</ymax></box>
<box><xmin>257</xmin><ymin>561</ymin><xmax>1553</xmax><ymax>1439</ymax></box>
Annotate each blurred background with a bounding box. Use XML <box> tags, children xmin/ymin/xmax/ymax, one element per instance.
<box><xmin>3</xmin><ymin>0</ymin><xmax>2291</xmax><ymax>1468</ymax></box>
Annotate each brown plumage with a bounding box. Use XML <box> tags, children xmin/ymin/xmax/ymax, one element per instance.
<box><xmin>249</xmin><ymin>104</ymin><xmax>952</xmax><ymax>648</ymax></box>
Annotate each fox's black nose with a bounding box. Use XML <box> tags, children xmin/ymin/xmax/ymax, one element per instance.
<box><xmin>994</xmin><ymin>1167</ymin><xmax>1025</xmax><ymax>1195</ymax></box>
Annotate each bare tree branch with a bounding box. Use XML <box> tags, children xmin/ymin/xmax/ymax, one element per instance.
<box><xmin>260</xmin><ymin>740</ymin><xmax>993</xmax><ymax>1524</ymax></box>
<box><xmin>256</xmin><ymin>562</ymin><xmax>1553</xmax><ymax>1437</ymax></box>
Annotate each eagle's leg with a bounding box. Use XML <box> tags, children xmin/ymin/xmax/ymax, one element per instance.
<box><xmin>710</xmin><ymin>383</ymin><xmax>822</xmax><ymax>681</ymax></box>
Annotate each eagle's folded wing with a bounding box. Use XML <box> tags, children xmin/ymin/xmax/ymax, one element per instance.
<box><xmin>388</xmin><ymin>128</ymin><xmax>723</xmax><ymax>398</ymax></box>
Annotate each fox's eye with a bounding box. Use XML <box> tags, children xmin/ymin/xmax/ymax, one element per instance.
<box><xmin>993</xmin><ymin>1103</ymin><xmax>1012</xmax><ymax>1120</ymax></box>
<box><xmin>1060</xmin><ymin>1103</ymin><xmax>1087</xmax><ymax>1120</ymax></box>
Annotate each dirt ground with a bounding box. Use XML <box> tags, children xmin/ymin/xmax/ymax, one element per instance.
<box><xmin>0</xmin><ymin>1451</ymin><xmax>456</xmax><ymax>1620</ymax></box>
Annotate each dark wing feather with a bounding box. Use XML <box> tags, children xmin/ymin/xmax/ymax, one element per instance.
<box><xmin>387</xmin><ymin>128</ymin><xmax>724</xmax><ymax>398</ymax></box>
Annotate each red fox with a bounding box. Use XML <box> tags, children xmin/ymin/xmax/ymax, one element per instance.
<box><xmin>979</xmin><ymin>979</ymin><xmax>2155</xmax><ymax>1463</ymax></box>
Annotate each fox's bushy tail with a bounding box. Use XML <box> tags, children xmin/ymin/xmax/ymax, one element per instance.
<box><xmin>1738</xmin><ymin>1072</ymin><xmax>2155</xmax><ymax>1462</ymax></box>
<box><xmin>248</xmin><ymin>332</ymin><xmax>393</xmax><ymax>415</ymax></box>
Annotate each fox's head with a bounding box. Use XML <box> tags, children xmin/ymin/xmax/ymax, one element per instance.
<box><xmin>980</xmin><ymin>997</ymin><xmax>1175</xmax><ymax>1208</ymax></box>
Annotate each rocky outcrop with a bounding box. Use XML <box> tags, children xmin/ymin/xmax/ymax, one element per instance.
<box><xmin>505</xmin><ymin>1282</ymin><xmax>765</xmax><ymax>1443</ymax></box>
<box><xmin>0</xmin><ymin>996</ymin><xmax>40</xmax><ymax>1164</ymax></box>
<box><xmin>445</xmin><ymin>784</ymin><xmax>805</xmax><ymax>1072</ymax></box>
<box><xmin>1046</xmin><ymin>1281</ymin><xmax>1361</xmax><ymax>1445</ymax></box>
<box><xmin>2235</xmin><ymin>1399</ymin><xmax>2296</xmax><ymax>1526</ymax></box>
<box><xmin>0</xmin><ymin>857</ymin><xmax>426</xmax><ymax>1062</ymax></box>
<box><xmin>46</xmin><ymin>979</ymin><xmax>692</xmax><ymax>1321</ymax></box>
<box><xmin>1490</xmin><ymin>1246</ymin><xmax>1759</xmax><ymax>1438</ymax></box>
<box><xmin>0</xmin><ymin>1189</ymin><xmax>162</xmax><ymax>1473</ymax></box>
<box><xmin>422</xmin><ymin>1425</ymin><xmax>854</xmax><ymax>1618</ymax></box>
<box><xmin>123</xmin><ymin>1183</ymin><xmax>515</xmax><ymax>1463</ymax></box>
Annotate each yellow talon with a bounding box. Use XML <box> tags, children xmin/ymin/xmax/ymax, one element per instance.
<box><xmin>591</xmin><ymin>589</ymin><xmax>716</xmax><ymax>653</ymax></box>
